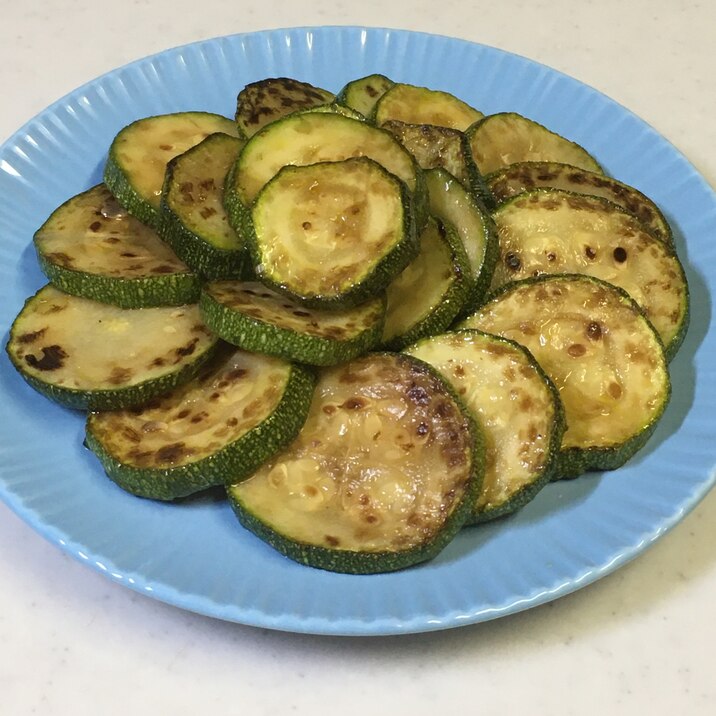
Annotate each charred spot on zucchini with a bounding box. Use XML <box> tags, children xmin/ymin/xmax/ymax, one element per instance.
<box><xmin>6</xmin><ymin>285</ymin><xmax>219</xmax><ymax>410</ymax></box>
<box><xmin>104</xmin><ymin>112</ymin><xmax>240</xmax><ymax>228</ymax></box>
<box><xmin>488</xmin><ymin>189</ymin><xmax>689</xmax><ymax>359</ymax></box>
<box><xmin>85</xmin><ymin>346</ymin><xmax>316</xmax><ymax>500</ymax></box>
<box><xmin>406</xmin><ymin>330</ymin><xmax>564</xmax><ymax>522</ymax></box>
<box><xmin>200</xmin><ymin>281</ymin><xmax>385</xmax><ymax>366</ymax></box>
<box><xmin>34</xmin><ymin>184</ymin><xmax>199</xmax><ymax>308</ymax></box>
<box><xmin>335</xmin><ymin>74</ymin><xmax>395</xmax><ymax>118</ymax></box>
<box><xmin>248</xmin><ymin>157</ymin><xmax>417</xmax><ymax>309</ymax></box>
<box><xmin>461</xmin><ymin>274</ymin><xmax>671</xmax><ymax>479</ymax></box>
<box><xmin>228</xmin><ymin>352</ymin><xmax>483</xmax><ymax>574</ymax></box>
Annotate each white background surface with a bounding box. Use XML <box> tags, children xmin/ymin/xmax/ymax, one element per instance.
<box><xmin>1</xmin><ymin>1</ymin><xmax>715</xmax><ymax>714</ymax></box>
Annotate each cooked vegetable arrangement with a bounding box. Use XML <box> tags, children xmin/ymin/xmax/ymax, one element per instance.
<box><xmin>5</xmin><ymin>72</ymin><xmax>688</xmax><ymax>573</ymax></box>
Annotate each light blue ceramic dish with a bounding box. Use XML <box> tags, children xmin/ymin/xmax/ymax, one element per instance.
<box><xmin>0</xmin><ymin>27</ymin><xmax>714</xmax><ymax>636</ymax></box>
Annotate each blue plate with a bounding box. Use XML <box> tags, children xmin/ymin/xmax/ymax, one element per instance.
<box><xmin>0</xmin><ymin>27</ymin><xmax>714</xmax><ymax>636</ymax></box>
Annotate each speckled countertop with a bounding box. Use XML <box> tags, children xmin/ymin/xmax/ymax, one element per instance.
<box><xmin>1</xmin><ymin>1</ymin><xmax>715</xmax><ymax>713</ymax></box>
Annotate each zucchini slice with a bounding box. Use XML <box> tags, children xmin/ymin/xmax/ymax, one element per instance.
<box><xmin>489</xmin><ymin>189</ymin><xmax>689</xmax><ymax>359</ymax></box>
<box><xmin>228</xmin><ymin>352</ymin><xmax>482</xmax><ymax>574</ymax></box>
<box><xmin>34</xmin><ymin>185</ymin><xmax>199</xmax><ymax>308</ymax></box>
<box><xmin>235</xmin><ymin>77</ymin><xmax>333</xmax><ymax>138</ymax></box>
<box><xmin>382</xmin><ymin>216</ymin><xmax>471</xmax><ymax>349</ymax></box>
<box><xmin>460</xmin><ymin>274</ymin><xmax>671</xmax><ymax>478</ymax></box>
<box><xmin>85</xmin><ymin>346</ymin><xmax>316</xmax><ymax>500</ymax></box>
<box><xmin>405</xmin><ymin>330</ymin><xmax>564</xmax><ymax>522</ymax></box>
<box><xmin>382</xmin><ymin>120</ymin><xmax>470</xmax><ymax>186</ymax></box>
<box><xmin>425</xmin><ymin>168</ymin><xmax>498</xmax><ymax>314</ymax></box>
<box><xmin>248</xmin><ymin>157</ymin><xmax>417</xmax><ymax>308</ymax></box>
<box><xmin>6</xmin><ymin>285</ymin><xmax>219</xmax><ymax>411</ymax></box>
<box><xmin>104</xmin><ymin>112</ymin><xmax>240</xmax><ymax>228</ymax></box>
<box><xmin>373</xmin><ymin>83</ymin><xmax>484</xmax><ymax>131</ymax></box>
<box><xmin>486</xmin><ymin>161</ymin><xmax>673</xmax><ymax>244</ymax></box>
<box><xmin>200</xmin><ymin>281</ymin><xmax>385</xmax><ymax>366</ymax></box>
<box><xmin>466</xmin><ymin>112</ymin><xmax>603</xmax><ymax>176</ymax></box>
<box><xmin>335</xmin><ymin>74</ymin><xmax>395</xmax><ymax>118</ymax></box>
<box><xmin>158</xmin><ymin>132</ymin><xmax>246</xmax><ymax>280</ymax></box>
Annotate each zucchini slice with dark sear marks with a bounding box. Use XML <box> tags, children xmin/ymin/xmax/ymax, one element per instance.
<box><xmin>228</xmin><ymin>352</ymin><xmax>483</xmax><ymax>574</ymax></box>
<box><xmin>235</xmin><ymin>77</ymin><xmax>333</xmax><ymax>138</ymax></box>
<box><xmin>104</xmin><ymin>112</ymin><xmax>240</xmax><ymax>228</ymax></box>
<box><xmin>248</xmin><ymin>157</ymin><xmax>417</xmax><ymax>309</ymax></box>
<box><xmin>405</xmin><ymin>330</ymin><xmax>564</xmax><ymax>522</ymax></box>
<box><xmin>158</xmin><ymin>133</ymin><xmax>246</xmax><ymax>280</ymax></box>
<box><xmin>200</xmin><ymin>281</ymin><xmax>385</xmax><ymax>366</ymax></box>
<box><xmin>382</xmin><ymin>216</ymin><xmax>471</xmax><ymax>349</ymax></box>
<box><xmin>486</xmin><ymin>161</ymin><xmax>673</xmax><ymax>244</ymax></box>
<box><xmin>466</xmin><ymin>112</ymin><xmax>603</xmax><ymax>176</ymax></box>
<box><xmin>373</xmin><ymin>83</ymin><xmax>484</xmax><ymax>131</ymax></box>
<box><xmin>335</xmin><ymin>74</ymin><xmax>395</xmax><ymax>118</ymax></box>
<box><xmin>461</xmin><ymin>274</ymin><xmax>671</xmax><ymax>479</ymax></box>
<box><xmin>489</xmin><ymin>189</ymin><xmax>689</xmax><ymax>359</ymax></box>
<box><xmin>85</xmin><ymin>345</ymin><xmax>316</xmax><ymax>500</ymax></box>
<box><xmin>425</xmin><ymin>168</ymin><xmax>499</xmax><ymax>315</ymax></box>
<box><xmin>382</xmin><ymin>120</ymin><xmax>470</xmax><ymax>186</ymax></box>
<box><xmin>6</xmin><ymin>285</ymin><xmax>219</xmax><ymax>411</ymax></box>
<box><xmin>34</xmin><ymin>185</ymin><xmax>199</xmax><ymax>308</ymax></box>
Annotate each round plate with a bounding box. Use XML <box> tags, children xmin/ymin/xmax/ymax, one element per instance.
<box><xmin>0</xmin><ymin>27</ymin><xmax>714</xmax><ymax>636</ymax></box>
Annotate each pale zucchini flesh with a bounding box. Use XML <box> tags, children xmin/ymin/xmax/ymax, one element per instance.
<box><xmin>467</xmin><ymin>112</ymin><xmax>603</xmax><ymax>176</ymax></box>
<box><xmin>228</xmin><ymin>352</ymin><xmax>481</xmax><ymax>574</ymax></box>
<box><xmin>6</xmin><ymin>285</ymin><xmax>218</xmax><ymax>410</ymax></box>
<box><xmin>406</xmin><ymin>330</ymin><xmax>564</xmax><ymax>521</ymax></box>
<box><xmin>199</xmin><ymin>280</ymin><xmax>386</xmax><ymax>366</ymax></box>
<box><xmin>461</xmin><ymin>274</ymin><xmax>671</xmax><ymax>478</ymax></box>
<box><xmin>489</xmin><ymin>189</ymin><xmax>689</xmax><ymax>358</ymax></box>
<box><xmin>86</xmin><ymin>346</ymin><xmax>316</xmax><ymax>500</ymax></box>
<box><xmin>335</xmin><ymin>74</ymin><xmax>395</xmax><ymax>118</ymax></box>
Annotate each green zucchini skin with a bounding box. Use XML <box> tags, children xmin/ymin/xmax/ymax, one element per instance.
<box><xmin>199</xmin><ymin>282</ymin><xmax>386</xmax><ymax>366</ymax></box>
<box><xmin>85</xmin><ymin>360</ymin><xmax>316</xmax><ymax>501</ymax></box>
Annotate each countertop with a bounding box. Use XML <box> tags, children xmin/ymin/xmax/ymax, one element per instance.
<box><xmin>1</xmin><ymin>1</ymin><xmax>715</xmax><ymax>713</ymax></box>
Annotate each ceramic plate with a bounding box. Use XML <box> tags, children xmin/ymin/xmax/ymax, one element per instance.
<box><xmin>0</xmin><ymin>27</ymin><xmax>714</xmax><ymax>636</ymax></box>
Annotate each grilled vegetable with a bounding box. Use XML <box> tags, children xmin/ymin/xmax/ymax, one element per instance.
<box><xmin>335</xmin><ymin>74</ymin><xmax>395</xmax><ymax>118</ymax></box>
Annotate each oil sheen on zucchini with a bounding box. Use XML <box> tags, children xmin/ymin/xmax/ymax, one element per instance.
<box><xmin>406</xmin><ymin>330</ymin><xmax>564</xmax><ymax>522</ymax></box>
<box><xmin>461</xmin><ymin>274</ymin><xmax>671</xmax><ymax>479</ymax></box>
<box><xmin>489</xmin><ymin>189</ymin><xmax>689</xmax><ymax>359</ymax></box>
<box><xmin>86</xmin><ymin>345</ymin><xmax>316</xmax><ymax>500</ymax></box>
<box><xmin>200</xmin><ymin>281</ymin><xmax>385</xmax><ymax>366</ymax></box>
<box><xmin>34</xmin><ymin>185</ymin><xmax>199</xmax><ymax>308</ymax></box>
<box><xmin>382</xmin><ymin>216</ymin><xmax>470</xmax><ymax>349</ymax></box>
<box><xmin>249</xmin><ymin>157</ymin><xmax>417</xmax><ymax>308</ymax></box>
<box><xmin>104</xmin><ymin>112</ymin><xmax>240</xmax><ymax>228</ymax></box>
<box><xmin>466</xmin><ymin>112</ymin><xmax>603</xmax><ymax>176</ymax></box>
<box><xmin>228</xmin><ymin>352</ymin><xmax>482</xmax><ymax>574</ymax></box>
<box><xmin>486</xmin><ymin>161</ymin><xmax>672</xmax><ymax>244</ymax></box>
<box><xmin>6</xmin><ymin>285</ymin><xmax>218</xmax><ymax>411</ymax></box>
<box><xmin>335</xmin><ymin>74</ymin><xmax>395</xmax><ymax>118</ymax></box>
<box><xmin>158</xmin><ymin>132</ymin><xmax>246</xmax><ymax>280</ymax></box>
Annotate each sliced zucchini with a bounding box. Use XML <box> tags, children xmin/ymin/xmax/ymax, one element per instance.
<box><xmin>104</xmin><ymin>112</ymin><xmax>239</xmax><ymax>228</ymax></box>
<box><xmin>425</xmin><ymin>168</ymin><xmax>498</xmax><ymax>315</ymax></box>
<box><xmin>335</xmin><ymin>74</ymin><xmax>395</xmax><ymax>118</ymax></box>
<box><xmin>228</xmin><ymin>352</ymin><xmax>482</xmax><ymax>574</ymax></box>
<box><xmin>34</xmin><ymin>184</ymin><xmax>199</xmax><ymax>308</ymax></box>
<box><xmin>85</xmin><ymin>346</ymin><xmax>316</xmax><ymax>500</ymax></box>
<box><xmin>466</xmin><ymin>112</ymin><xmax>603</xmax><ymax>176</ymax></box>
<box><xmin>226</xmin><ymin>112</ymin><xmax>427</xmax><ymax>234</ymax></box>
<box><xmin>200</xmin><ymin>281</ymin><xmax>385</xmax><ymax>366</ymax></box>
<box><xmin>489</xmin><ymin>189</ymin><xmax>689</xmax><ymax>359</ymax></box>
<box><xmin>461</xmin><ymin>274</ymin><xmax>671</xmax><ymax>478</ymax></box>
<box><xmin>405</xmin><ymin>330</ymin><xmax>564</xmax><ymax>522</ymax></box>
<box><xmin>6</xmin><ymin>285</ymin><xmax>218</xmax><ymax>411</ymax></box>
<box><xmin>297</xmin><ymin>103</ymin><xmax>366</xmax><ymax>122</ymax></box>
<box><xmin>373</xmin><ymin>83</ymin><xmax>483</xmax><ymax>131</ymax></box>
<box><xmin>235</xmin><ymin>77</ymin><xmax>333</xmax><ymax>138</ymax></box>
<box><xmin>382</xmin><ymin>120</ymin><xmax>470</xmax><ymax>186</ymax></box>
<box><xmin>158</xmin><ymin>132</ymin><xmax>246</xmax><ymax>280</ymax></box>
<box><xmin>382</xmin><ymin>216</ymin><xmax>471</xmax><ymax>349</ymax></box>
<box><xmin>248</xmin><ymin>157</ymin><xmax>416</xmax><ymax>308</ymax></box>
<box><xmin>486</xmin><ymin>161</ymin><xmax>673</xmax><ymax>244</ymax></box>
